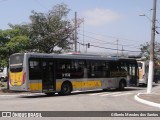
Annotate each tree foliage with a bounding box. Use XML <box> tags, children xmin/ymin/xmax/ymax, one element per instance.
<box><xmin>0</xmin><ymin>29</ymin><xmax>30</xmax><ymax>66</ymax></box>
<box><xmin>0</xmin><ymin>3</ymin><xmax>76</xmax><ymax>67</ymax></box>
<box><xmin>11</xmin><ymin>3</ymin><xmax>75</xmax><ymax>53</ymax></box>
<box><xmin>140</xmin><ymin>42</ymin><xmax>160</xmax><ymax>61</ymax></box>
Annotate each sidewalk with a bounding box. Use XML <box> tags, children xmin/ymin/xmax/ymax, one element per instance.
<box><xmin>135</xmin><ymin>85</ymin><xmax>160</xmax><ymax>108</ymax></box>
<box><xmin>0</xmin><ymin>82</ymin><xmax>27</xmax><ymax>94</ymax></box>
<box><xmin>0</xmin><ymin>82</ymin><xmax>7</xmax><ymax>92</ymax></box>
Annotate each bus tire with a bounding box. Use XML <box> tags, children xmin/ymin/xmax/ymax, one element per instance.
<box><xmin>60</xmin><ymin>81</ymin><xmax>72</xmax><ymax>95</ymax></box>
<box><xmin>102</xmin><ymin>89</ymin><xmax>108</xmax><ymax>91</ymax></box>
<box><xmin>119</xmin><ymin>80</ymin><xmax>126</xmax><ymax>90</ymax></box>
<box><xmin>143</xmin><ymin>84</ymin><xmax>147</xmax><ymax>87</ymax></box>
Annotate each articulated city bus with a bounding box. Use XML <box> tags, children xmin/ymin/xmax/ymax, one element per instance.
<box><xmin>9</xmin><ymin>53</ymin><xmax>139</xmax><ymax>95</ymax></box>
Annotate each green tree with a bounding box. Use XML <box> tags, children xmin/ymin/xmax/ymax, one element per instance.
<box><xmin>0</xmin><ymin>3</ymin><xmax>78</xmax><ymax>66</ymax></box>
<box><xmin>140</xmin><ymin>42</ymin><xmax>160</xmax><ymax>75</ymax></box>
<box><xmin>140</xmin><ymin>42</ymin><xmax>160</xmax><ymax>61</ymax></box>
<box><xmin>0</xmin><ymin>29</ymin><xmax>30</xmax><ymax>67</ymax></box>
<box><xmin>10</xmin><ymin>3</ymin><xmax>75</xmax><ymax>53</ymax></box>
<box><xmin>29</xmin><ymin>3</ymin><xmax>74</xmax><ymax>53</ymax></box>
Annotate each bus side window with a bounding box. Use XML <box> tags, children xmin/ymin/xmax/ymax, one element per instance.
<box><xmin>29</xmin><ymin>60</ymin><xmax>42</xmax><ymax>80</ymax></box>
<box><xmin>71</xmin><ymin>60</ymin><xmax>84</xmax><ymax>78</ymax></box>
<box><xmin>87</xmin><ymin>60</ymin><xmax>107</xmax><ymax>78</ymax></box>
<box><xmin>110</xmin><ymin>61</ymin><xmax>118</xmax><ymax>71</ymax></box>
<box><xmin>105</xmin><ymin>62</ymin><xmax>110</xmax><ymax>77</ymax></box>
<box><xmin>56</xmin><ymin>59</ymin><xmax>71</xmax><ymax>78</ymax></box>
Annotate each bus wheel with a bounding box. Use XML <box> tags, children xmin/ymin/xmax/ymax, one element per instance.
<box><xmin>60</xmin><ymin>82</ymin><xmax>72</xmax><ymax>95</ymax></box>
<box><xmin>102</xmin><ymin>89</ymin><xmax>108</xmax><ymax>91</ymax></box>
<box><xmin>119</xmin><ymin>80</ymin><xmax>126</xmax><ymax>90</ymax></box>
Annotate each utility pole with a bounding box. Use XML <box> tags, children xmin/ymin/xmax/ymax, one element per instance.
<box><xmin>117</xmin><ymin>39</ymin><xmax>119</xmax><ymax>57</ymax></box>
<box><xmin>74</xmin><ymin>12</ymin><xmax>77</xmax><ymax>52</ymax></box>
<box><xmin>147</xmin><ymin>0</ymin><xmax>157</xmax><ymax>94</ymax></box>
<box><xmin>121</xmin><ymin>45</ymin><xmax>124</xmax><ymax>56</ymax></box>
<box><xmin>83</xmin><ymin>18</ymin><xmax>85</xmax><ymax>52</ymax></box>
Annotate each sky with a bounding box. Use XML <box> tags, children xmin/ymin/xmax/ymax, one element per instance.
<box><xmin>0</xmin><ymin>0</ymin><xmax>160</xmax><ymax>56</ymax></box>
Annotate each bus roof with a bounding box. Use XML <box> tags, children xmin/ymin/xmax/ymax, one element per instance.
<box><xmin>10</xmin><ymin>52</ymin><xmax>136</xmax><ymax>61</ymax></box>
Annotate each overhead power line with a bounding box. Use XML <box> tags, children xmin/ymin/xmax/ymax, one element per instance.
<box><xmin>79</xmin><ymin>29</ymin><xmax>142</xmax><ymax>43</ymax></box>
<box><xmin>79</xmin><ymin>33</ymin><xmax>116</xmax><ymax>45</ymax></box>
<box><xmin>77</xmin><ymin>41</ymin><xmax>141</xmax><ymax>53</ymax></box>
<box><xmin>78</xmin><ymin>33</ymin><xmax>141</xmax><ymax>48</ymax></box>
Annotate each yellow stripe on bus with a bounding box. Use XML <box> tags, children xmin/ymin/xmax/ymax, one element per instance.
<box><xmin>56</xmin><ymin>82</ymin><xmax>62</xmax><ymax>90</ymax></box>
<box><xmin>29</xmin><ymin>82</ymin><xmax>63</xmax><ymax>91</ymax></box>
<box><xmin>29</xmin><ymin>80</ymin><xmax>102</xmax><ymax>92</ymax></box>
<box><xmin>29</xmin><ymin>83</ymin><xmax>42</xmax><ymax>91</ymax></box>
<box><xmin>72</xmin><ymin>80</ymin><xmax>102</xmax><ymax>89</ymax></box>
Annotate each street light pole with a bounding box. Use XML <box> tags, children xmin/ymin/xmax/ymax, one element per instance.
<box><xmin>139</xmin><ymin>13</ymin><xmax>152</xmax><ymax>22</ymax></box>
<box><xmin>147</xmin><ymin>0</ymin><xmax>157</xmax><ymax>94</ymax></box>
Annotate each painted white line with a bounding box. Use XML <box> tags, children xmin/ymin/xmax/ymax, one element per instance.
<box><xmin>100</xmin><ymin>92</ymin><xmax>122</xmax><ymax>96</ymax></box>
<box><xmin>0</xmin><ymin>93</ymin><xmax>45</xmax><ymax>97</ymax></box>
<box><xmin>112</xmin><ymin>92</ymin><xmax>132</xmax><ymax>97</ymax></box>
<box><xmin>0</xmin><ymin>94</ymin><xmax>20</xmax><ymax>97</ymax></box>
<box><xmin>89</xmin><ymin>92</ymin><xmax>109</xmax><ymax>96</ymax></box>
<box><xmin>134</xmin><ymin>93</ymin><xmax>160</xmax><ymax>108</ymax></box>
<box><xmin>71</xmin><ymin>90</ymin><xmax>82</xmax><ymax>93</ymax></box>
<box><xmin>72</xmin><ymin>89</ymin><xmax>102</xmax><ymax>93</ymax></box>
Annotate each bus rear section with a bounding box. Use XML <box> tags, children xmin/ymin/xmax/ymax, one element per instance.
<box><xmin>9</xmin><ymin>53</ymin><xmax>28</xmax><ymax>91</ymax></box>
<box><xmin>138</xmin><ymin>61</ymin><xmax>148</xmax><ymax>85</ymax></box>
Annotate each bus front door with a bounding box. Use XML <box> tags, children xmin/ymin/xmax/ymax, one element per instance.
<box><xmin>42</xmin><ymin>60</ymin><xmax>56</xmax><ymax>93</ymax></box>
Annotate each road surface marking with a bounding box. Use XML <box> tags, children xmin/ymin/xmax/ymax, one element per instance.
<box><xmin>112</xmin><ymin>92</ymin><xmax>132</xmax><ymax>96</ymax></box>
<box><xmin>89</xmin><ymin>92</ymin><xmax>109</xmax><ymax>96</ymax></box>
<box><xmin>99</xmin><ymin>92</ymin><xmax>122</xmax><ymax>96</ymax></box>
<box><xmin>0</xmin><ymin>93</ymin><xmax>45</xmax><ymax>97</ymax></box>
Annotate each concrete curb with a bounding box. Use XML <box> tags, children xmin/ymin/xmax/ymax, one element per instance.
<box><xmin>134</xmin><ymin>93</ymin><xmax>160</xmax><ymax>108</ymax></box>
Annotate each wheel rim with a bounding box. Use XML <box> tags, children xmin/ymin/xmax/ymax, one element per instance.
<box><xmin>120</xmin><ymin>81</ymin><xmax>125</xmax><ymax>89</ymax></box>
<box><xmin>63</xmin><ymin>85</ymin><xmax>68</xmax><ymax>92</ymax></box>
<box><xmin>121</xmin><ymin>82</ymin><xmax>125</xmax><ymax>88</ymax></box>
<box><xmin>62</xmin><ymin>84</ymin><xmax>71</xmax><ymax>94</ymax></box>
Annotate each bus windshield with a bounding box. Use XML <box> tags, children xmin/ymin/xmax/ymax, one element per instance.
<box><xmin>10</xmin><ymin>54</ymin><xmax>24</xmax><ymax>72</ymax></box>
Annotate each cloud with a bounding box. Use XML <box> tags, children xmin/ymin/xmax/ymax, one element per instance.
<box><xmin>83</xmin><ymin>8</ymin><xmax>121</xmax><ymax>26</ymax></box>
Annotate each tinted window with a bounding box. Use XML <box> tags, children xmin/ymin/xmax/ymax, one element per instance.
<box><xmin>10</xmin><ymin>54</ymin><xmax>24</xmax><ymax>65</ymax></box>
<box><xmin>71</xmin><ymin>60</ymin><xmax>85</xmax><ymax>78</ymax></box>
<box><xmin>56</xmin><ymin>59</ymin><xmax>85</xmax><ymax>79</ymax></box>
<box><xmin>29</xmin><ymin>59</ymin><xmax>42</xmax><ymax>80</ymax></box>
<box><xmin>10</xmin><ymin>67</ymin><xmax>22</xmax><ymax>72</ymax></box>
<box><xmin>10</xmin><ymin>54</ymin><xmax>24</xmax><ymax>72</ymax></box>
<box><xmin>87</xmin><ymin>60</ymin><xmax>109</xmax><ymax>78</ymax></box>
<box><xmin>56</xmin><ymin>59</ymin><xmax>71</xmax><ymax>78</ymax></box>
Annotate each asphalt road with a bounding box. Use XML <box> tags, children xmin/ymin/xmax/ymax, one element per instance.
<box><xmin>0</xmin><ymin>84</ymin><xmax>160</xmax><ymax>120</ymax></box>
